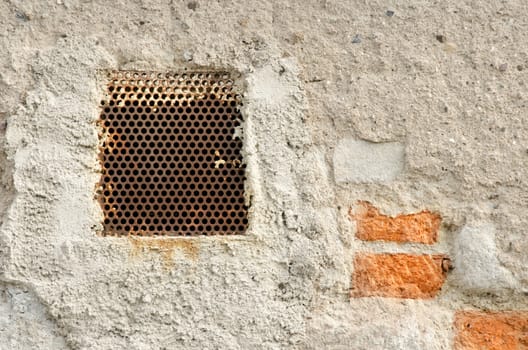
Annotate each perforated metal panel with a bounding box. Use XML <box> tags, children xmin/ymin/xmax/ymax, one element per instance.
<box><xmin>97</xmin><ymin>70</ymin><xmax>248</xmax><ymax>236</ymax></box>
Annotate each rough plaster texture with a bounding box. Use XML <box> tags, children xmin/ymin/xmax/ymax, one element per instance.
<box><xmin>0</xmin><ymin>283</ymin><xmax>68</xmax><ymax>350</ymax></box>
<box><xmin>0</xmin><ymin>0</ymin><xmax>527</xmax><ymax>349</ymax></box>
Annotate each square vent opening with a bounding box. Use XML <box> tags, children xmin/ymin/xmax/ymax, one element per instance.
<box><xmin>97</xmin><ymin>70</ymin><xmax>249</xmax><ymax>236</ymax></box>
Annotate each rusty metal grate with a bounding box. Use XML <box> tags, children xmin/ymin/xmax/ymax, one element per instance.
<box><xmin>97</xmin><ymin>70</ymin><xmax>249</xmax><ymax>236</ymax></box>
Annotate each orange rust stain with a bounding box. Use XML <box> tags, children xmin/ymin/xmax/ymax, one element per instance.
<box><xmin>454</xmin><ymin>311</ymin><xmax>528</xmax><ymax>350</ymax></box>
<box><xmin>349</xmin><ymin>201</ymin><xmax>441</xmax><ymax>244</ymax></box>
<box><xmin>351</xmin><ymin>253</ymin><xmax>448</xmax><ymax>299</ymax></box>
<box><xmin>128</xmin><ymin>236</ymin><xmax>199</xmax><ymax>269</ymax></box>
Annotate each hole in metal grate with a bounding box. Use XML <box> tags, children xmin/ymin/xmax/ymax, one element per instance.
<box><xmin>96</xmin><ymin>70</ymin><xmax>249</xmax><ymax>236</ymax></box>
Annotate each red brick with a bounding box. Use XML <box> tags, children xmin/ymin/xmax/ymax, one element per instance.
<box><xmin>454</xmin><ymin>311</ymin><xmax>528</xmax><ymax>350</ymax></box>
<box><xmin>349</xmin><ymin>201</ymin><xmax>441</xmax><ymax>244</ymax></box>
<box><xmin>351</xmin><ymin>253</ymin><xmax>448</xmax><ymax>299</ymax></box>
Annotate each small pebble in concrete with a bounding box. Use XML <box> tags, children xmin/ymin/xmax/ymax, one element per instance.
<box><xmin>183</xmin><ymin>50</ymin><xmax>193</xmax><ymax>61</ymax></box>
<box><xmin>352</xmin><ymin>34</ymin><xmax>361</xmax><ymax>44</ymax></box>
<box><xmin>386</xmin><ymin>10</ymin><xmax>395</xmax><ymax>17</ymax></box>
<box><xmin>499</xmin><ymin>63</ymin><xmax>508</xmax><ymax>72</ymax></box>
<box><xmin>15</xmin><ymin>10</ymin><xmax>29</xmax><ymax>21</ymax></box>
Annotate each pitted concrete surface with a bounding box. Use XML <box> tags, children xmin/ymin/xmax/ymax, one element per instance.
<box><xmin>0</xmin><ymin>1</ymin><xmax>527</xmax><ymax>349</ymax></box>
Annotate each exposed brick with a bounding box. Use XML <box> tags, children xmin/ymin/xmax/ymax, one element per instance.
<box><xmin>454</xmin><ymin>311</ymin><xmax>528</xmax><ymax>350</ymax></box>
<box><xmin>351</xmin><ymin>253</ymin><xmax>448</xmax><ymax>299</ymax></box>
<box><xmin>350</xmin><ymin>201</ymin><xmax>441</xmax><ymax>244</ymax></box>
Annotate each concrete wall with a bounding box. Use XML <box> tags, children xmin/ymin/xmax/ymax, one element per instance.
<box><xmin>1</xmin><ymin>1</ymin><xmax>527</xmax><ymax>349</ymax></box>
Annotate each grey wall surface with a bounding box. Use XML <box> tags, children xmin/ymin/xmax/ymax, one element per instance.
<box><xmin>0</xmin><ymin>1</ymin><xmax>527</xmax><ymax>349</ymax></box>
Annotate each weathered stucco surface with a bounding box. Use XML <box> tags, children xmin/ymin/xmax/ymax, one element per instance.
<box><xmin>0</xmin><ymin>1</ymin><xmax>527</xmax><ymax>349</ymax></box>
